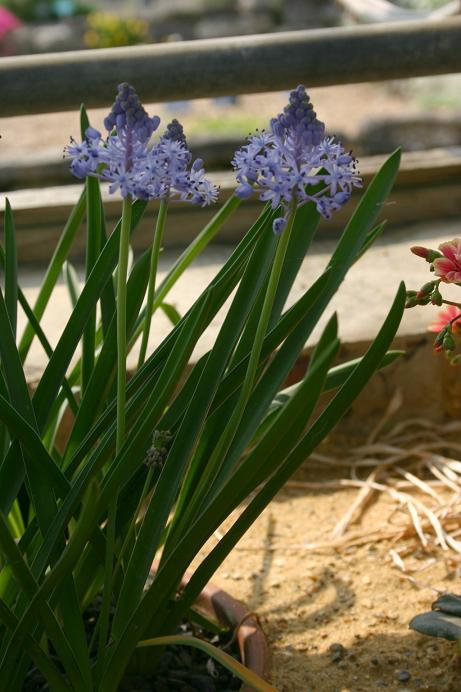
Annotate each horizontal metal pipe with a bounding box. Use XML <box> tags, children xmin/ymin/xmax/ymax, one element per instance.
<box><xmin>1</xmin><ymin>18</ymin><xmax>461</xmax><ymax>116</ymax></box>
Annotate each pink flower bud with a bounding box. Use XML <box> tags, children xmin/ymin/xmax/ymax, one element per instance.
<box><xmin>411</xmin><ymin>245</ymin><xmax>431</xmax><ymax>259</ymax></box>
<box><xmin>410</xmin><ymin>246</ymin><xmax>442</xmax><ymax>263</ymax></box>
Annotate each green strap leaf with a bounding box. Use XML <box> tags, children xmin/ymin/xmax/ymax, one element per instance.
<box><xmin>173</xmin><ymin>282</ymin><xmax>406</xmax><ymax>616</ymax></box>
<box><xmin>0</xmin><ymin>512</ymin><xmax>85</xmax><ymax>691</ymax></box>
<box><xmin>18</xmin><ymin>190</ymin><xmax>86</xmax><ymax>363</ymax></box>
<box><xmin>3</xmin><ymin>198</ymin><xmax>18</xmax><ymax>338</ymax></box>
<box><xmin>32</xmin><ymin>199</ymin><xmax>148</xmax><ymax>433</ymax></box>
<box><xmin>136</xmin><ymin>635</ymin><xmax>276</xmax><ymax>692</ymax></box>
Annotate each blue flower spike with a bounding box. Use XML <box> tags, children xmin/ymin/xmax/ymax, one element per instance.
<box><xmin>232</xmin><ymin>85</ymin><xmax>362</xmax><ymax>233</ymax></box>
<box><xmin>66</xmin><ymin>83</ymin><xmax>218</xmax><ymax>206</ymax></box>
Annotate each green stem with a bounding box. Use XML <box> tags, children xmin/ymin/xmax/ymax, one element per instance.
<box><xmin>113</xmin><ymin>467</ymin><xmax>154</xmax><ymax>578</ymax></box>
<box><xmin>175</xmin><ymin>205</ymin><xmax>296</xmax><ymax>531</ymax></box>
<box><xmin>82</xmin><ymin>178</ymin><xmax>101</xmax><ymax>393</ymax></box>
<box><xmin>96</xmin><ymin>197</ymin><xmax>132</xmax><ymax>681</ymax></box>
<box><xmin>443</xmin><ymin>299</ymin><xmax>461</xmax><ymax>310</ymax></box>
<box><xmin>137</xmin><ymin>200</ymin><xmax>169</xmax><ymax>368</ymax></box>
<box><xmin>127</xmin><ymin>194</ymin><xmax>241</xmax><ymax>353</ymax></box>
<box><xmin>116</xmin><ymin>198</ymin><xmax>132</xmax><ymax>452</ymax></box>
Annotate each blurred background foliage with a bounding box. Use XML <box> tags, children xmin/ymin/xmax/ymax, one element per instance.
<box><xmin>84</xmin><ymin>12</ymin><xmax>149</xmax><ymax>48</ymax></box>
<box><xmin>2</xmin><ymin>0</ymin><xmax>91</xmax><ymax>20</ymax></box>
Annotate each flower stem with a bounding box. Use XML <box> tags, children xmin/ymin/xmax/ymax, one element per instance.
<box><xmin>215</xmin><ymin>206</ymin><xmax>295</xmax><ymax>455</ymax></box>
<box><xmin>137</xmin><ymin>199</ymin><xmax>168</xmax><ymax>368</ymax></box>
<box><xmin>127</xmin><ymin>194</ymin><xmax>241</xmax><ymax>354</ymax></box>
<box><xmin>443</xmin><ymin>299</ymin><xmax>461</xmax><ymax>310</ymax></box>
<box><xmin>96</xmin><ymin>196</ymin><xmax>132</xmax><ymax>681</ymax></box>
<box><xmin>116</xmin><ymin>197</ymin><xmax>132</xmax><ymax>452</ymax></box>
<box><xmin>185</xmin><ymin>204</ymin><xmax>296</xmax><ymax>518</ymax></box>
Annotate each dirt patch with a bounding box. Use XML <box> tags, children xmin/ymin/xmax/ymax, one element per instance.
<box><xmin>202</xmin><ymin>420</ymin><xmax>461</xmax><ymax>692</ymax></box>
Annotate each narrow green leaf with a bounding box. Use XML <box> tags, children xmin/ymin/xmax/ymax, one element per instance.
<box><xmin>98</xmin><ymin>200</ymin><xmax>115</xmax><ymax>340</ymax></box>
<box><xmin>63</xmin><ymin>206</ymin><xmax>272</xmax><ymax>468</ymax></box>
<box><xmin>154</xmin><ymin>226</ymin><xmax>278</xmax><ymax>562</ymax></box>
<box><xmin>3</xmin><ymin>198</ymin><xmax>18</xmax><ymax>338</ymax></box>
<box><xmin>111</xmin><ymin>290</ymin><xmax>216</xmax><ymax>638</ymax></box>
<box><xmin>262</xmin><ymin>349</ymin><xmax>405</xmax><ymax>427</ymax></box>
<box><xmin>62</xmin><ymin>247</ymin><xmax>151</xmax><ymax>464</ymax></box>
<box><xmin>355</xmin><ymin>221</ymin><xmax>386</xmax><ymax>262</ymax></box>
<box><xmin>160</xmin><ymin>301</ymin><xmax>181</xmax><ymax>326</ymax></box>
<box><xmin>18</xmin><ymin>190</ymin><xmax>86</xmax><ymax>363</ymax></box>
<box><xmin>230</xmin><ymin>202</ymin><xmax>319</xmax><ymax>368</ymax></box>
<box><xmin>82</xmin><ymin>174</ymin><xmax>102</xmax><ymax>392</ymax></box>
<box><xmin>173</xmin><ymin>283</ymin><xmax>406</xmax><ymax>616</ymax></box>
<box><xmin>0</xmin><ymin>599</ymin><xmax>71</xmax><ymax>692</ymax></box>
<box><xmin>136</xmin><ymin>636</ymin><xmax>276</xmax><ymax>692</ymax></box>
<box><xmin>32</xmin><ymin>199</ymin><xmax>148</xmax><ymax>433</ymax></box>
<box><xmin>63</xmin><ymin>261</ymin><xmax>80</xmax><ymax>309</ymax></box>
<box><xmin>0</xmin><ymin>286</ymin><xmax>36</xmax><ymax>429</ymax></box>
<box><xmin>0</xmin><ymin>512</ymin><xmax>85</xmax><ymax>691</ymax></box>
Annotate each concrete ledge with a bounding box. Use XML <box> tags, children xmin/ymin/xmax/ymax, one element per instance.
<box><xmin>17</xmin><ymin>218</ymin><xmax>461</xmax><ymax>427</ymax></box>
<box><xmin>2</xmin><ymin>148</ymin><xmax>461</xmax><ymax>264</ymax></box>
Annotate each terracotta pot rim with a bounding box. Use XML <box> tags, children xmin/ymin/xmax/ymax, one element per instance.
<box><xmin>194</xmin><ymin>579</ymin><xmax>271</xmax><ymax>691</ymax></box>
<box><xmin>150</xmin><ymin>565</ymin><xmax>271</xmax><ymax>691</ymax></box>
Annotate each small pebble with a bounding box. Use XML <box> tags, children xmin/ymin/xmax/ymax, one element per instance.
<box><xmin>397</xmin><ymin>670</ymin><xmax>411</xmax><ymax>683</ymax></box>
<box><xmin>329</xmin><ymin>642</ymin><xmax>346</xmax><ymax>662</ymax></box>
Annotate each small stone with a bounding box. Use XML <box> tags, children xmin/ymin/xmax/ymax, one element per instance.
<box><xmin>329</xmin><ymin>642</ymin><xmax>346</xmax><ymax>662</ymax></box>
<box><xmin>362</xmin><ymin>598</ymin><xmax>374</xmax><ymax>608</ymax></box>
<box><xmin>397</xmin><ymin>670</ymin><xmax>411</xmax><ymax>683</ymax></box>
<box><xmin>362</xmin><ymin>575</ymin><xmax>371</xmax><ymax>585</ymax></box>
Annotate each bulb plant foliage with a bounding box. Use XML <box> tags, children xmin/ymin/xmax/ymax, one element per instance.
<box><xmin>0</xmin><ymin>84</ymin><xmax>405</xmax><ymax>691</ymax></box>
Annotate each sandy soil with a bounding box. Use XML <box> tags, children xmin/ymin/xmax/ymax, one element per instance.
<box><xmin>202</xmin><ymin>425</ymin><xmax>461</xmax><ymax>692</ymax></box>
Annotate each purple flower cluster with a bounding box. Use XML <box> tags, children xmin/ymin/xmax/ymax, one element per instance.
<box><xmin>232</xmin><ymin>85</ymin><xmax>362</xmax><ymax>233</ymax></box>
<box><xmin>66</xmin><ymin>83</ymin><xmax>218</xmax><ymax>206</ymax></box>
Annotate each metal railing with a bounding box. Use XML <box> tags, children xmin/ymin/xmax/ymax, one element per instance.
<box><xmin>1</xmin><ymin>17</ymin><xmax>461</xmax><ymax>116</ymax></box>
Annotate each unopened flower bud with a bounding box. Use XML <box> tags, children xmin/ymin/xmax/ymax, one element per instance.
<box><xmin>434</xmin><ymin>328</ymin><xmax>446</xmax><ymax>348</ymax></box>
<box><xmin>443</xmin><ymin>332</ymin><xmax>456</xmax><ymax>352</ymax></box>
<box><xmin>420</xmin><ymin>281</ymin><xmax>437</xmax><ymax>295</ymax></box>
<box><xmin>430</xmin><ymin>286</ymin><xmax>443</xmax><ymax>306</ymax></box>
<box><xmin>410</xmin><ymin>246</ymin><xmax>442</xmax><ymax>263</ymax></box>
<box><xmin>144</xmin><ymin>430</ymin><xmax>173</xmax><ymax>469</ymax></box>
<box><xmin>405</xmin><ymin>290</ymin><xmax>418</xmax><ymax>309</ymax></box>
<box><xmin>449</xmin><ymin>354</ymin><xmax>461</xmax><ymax>366</ymax></box>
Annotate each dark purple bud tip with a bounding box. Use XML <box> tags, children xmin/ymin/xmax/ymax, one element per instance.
<box><xmin>273</xmin><ymin>217</ymin><xmax>288</xmax><ymax>235</ymax></box>
<box><xmin>164</xmin><ymin>118</ymin><xmax>187</xmax><ymax>144</ymax></box>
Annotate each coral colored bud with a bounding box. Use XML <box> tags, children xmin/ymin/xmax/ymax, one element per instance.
<box><xmin>410</xmin><ymin>246</ymin><xmax>442</xmax><ymax>263</ymax></box>
<box><xmin>411</xmin><ymin>245</ymin><xmax>430</xmax><ymax>259</ymax></box>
